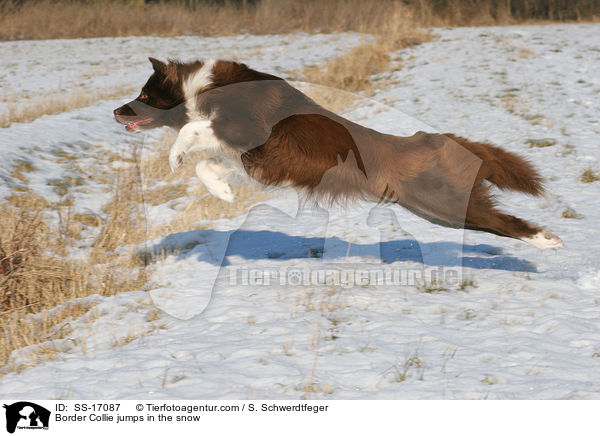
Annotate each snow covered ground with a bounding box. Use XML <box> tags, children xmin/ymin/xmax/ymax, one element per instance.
<box><xmin>1</xmin><ymin>24</ymin><xmax>600</xmax><ymax>399</ymax></box>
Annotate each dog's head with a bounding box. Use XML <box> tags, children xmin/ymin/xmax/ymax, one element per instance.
<box><xmin>114</xmin><ymin>58</ymin><xmax>188</xmax><ymax>131</ymax></box>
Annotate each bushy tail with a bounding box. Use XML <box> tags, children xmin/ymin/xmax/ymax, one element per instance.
<box><xmin>446</xmin><ymin>134</ymin><xmax>544</xmax><ymax>196</ymax></box>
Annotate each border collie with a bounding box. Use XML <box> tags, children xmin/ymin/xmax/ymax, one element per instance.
<box><xmin>114</xmin><ymin>58</ymin><xmax>563</xmax><ymax>250</ymax></box>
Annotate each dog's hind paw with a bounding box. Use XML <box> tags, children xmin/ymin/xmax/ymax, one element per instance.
<box><xmin>195</xmin><ymin>161</ymin><xmax>236</xmax><ymax>203</ymax></box>
<box><xmin>211</xmin><ymin>182</ymin><xmax>235</xmax><ymax>203</ymax></box>
<box><xmin>521</xmin><ymin>231</ymin><xmax>564</xmax><ymax>250</ymax></box>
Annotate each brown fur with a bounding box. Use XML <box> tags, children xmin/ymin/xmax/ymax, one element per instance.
<box><xmin>115</xmin><ymin>58</ymin><xmax>548</xmax><ymax>242</ymax></box>
<box><xmin>446</xmin><ymin>134</ymin><xmax>544</xmax><ymax>196</ymax></box>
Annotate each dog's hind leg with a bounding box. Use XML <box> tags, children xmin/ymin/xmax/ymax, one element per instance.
<box><xmin>195</xmin><ymin>158</ymin><xmax>236</xmax><ymax>203</ymax></box>
<box><xmin>465</xmin><ymin>188</ymin><xmax>563</xmax><ymax>249</ymax></box>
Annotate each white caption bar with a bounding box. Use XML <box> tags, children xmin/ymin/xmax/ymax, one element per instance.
<box><xmin>0</xmin><ymin>400</ymin><xmax>597</xmax><ymax>435</ymax></box>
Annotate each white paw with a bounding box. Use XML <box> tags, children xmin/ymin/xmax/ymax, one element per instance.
<box><xmin>196</xmin><ymin>161</ymin><xmax>236</xmax><ymax>203</ymax></box>
<box><xmin>209</xmin><ymin>181</ymin><xmax>235</xmax><ymax>203</ymax></box>
<box><xmin>169</xmin><ymin>149</ymin><xmax>185</xmax><ymax>173</ymax></box>
<box><xmin>521</xmin><ymin>231</ymin><xmax>564</xmax><ymax>250</ymax></box>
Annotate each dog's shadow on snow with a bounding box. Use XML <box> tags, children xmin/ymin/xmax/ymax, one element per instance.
<box><xmin>141</xmin><ymin>227</ymin><xmax>536</xmax><ymax>272</ymax></box>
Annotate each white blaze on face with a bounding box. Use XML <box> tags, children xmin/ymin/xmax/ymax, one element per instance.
<box><xmin>183</xmin><ymin>59</ymin><xmax>217</xmax><ymax>120</ymax></box>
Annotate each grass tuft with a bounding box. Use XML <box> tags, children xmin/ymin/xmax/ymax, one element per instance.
<box><xmin>581</xmin><ymin>168</ymin><xmax>600</xmax><ymax>183</ymax></box>
<box><xmin>562</xmin><ymin>208</ymin><xmax>581</xmax><ymax>219</ymax></box>
<box><xmin>526</xmin><ymin>138</ymin><xmax>557</xmax><ymax>148</ymax></box>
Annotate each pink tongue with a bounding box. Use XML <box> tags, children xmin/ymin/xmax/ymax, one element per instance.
<box><xmin>126</xmin><ymin>118</ymin><xmax>152</xmax><ymax>131</ymax></box>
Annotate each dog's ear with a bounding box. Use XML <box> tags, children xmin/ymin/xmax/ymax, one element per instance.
<box><xmin>149</xmin><ymin>57</ymin><xmax>167</xmax><ymax>73</ymax></box>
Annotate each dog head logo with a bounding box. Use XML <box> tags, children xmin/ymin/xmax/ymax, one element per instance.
<box><xmin>3</xmin><ymin>402</ymin><xmax>50</xmax><ymax>434</ymax></box>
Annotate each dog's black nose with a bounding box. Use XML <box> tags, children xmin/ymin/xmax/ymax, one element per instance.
<box><xmin>114</xmin><ymin>104</ymin><xmax>136</xmax><ymax>117</ymax></box>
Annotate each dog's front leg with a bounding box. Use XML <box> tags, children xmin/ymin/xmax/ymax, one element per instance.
<box><xmin>169</xmin><ymin>120</ymin><xmax>223</xmax><ymax>173</ymax></box>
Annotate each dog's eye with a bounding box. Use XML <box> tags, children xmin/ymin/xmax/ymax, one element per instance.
<box><xmin>139</xmin><ymin>92</ymin><xmax>148</xmax><ymax>101</ymax></box>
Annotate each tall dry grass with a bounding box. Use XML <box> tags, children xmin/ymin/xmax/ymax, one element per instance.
<box><xmin>0</xmin><ymin>133</ymin><xmax>267</xmax><ymax>368</ymax></box>
<box><xmin>0</xmin><ymin>194</ymin><xmax>147</xmax><ymax>367</ymax></box>
<box><xmin>2</xmin><ymin>0</ymin><xmax>596</xmax><ymax>41</ymax></box>
<box><xmin>299</xmin><ymin>3</ymin><xmax>432</xmax><ymax>95</ymax></box>
<box><xmin>0</xmin><ymin>0</ymin><xmax>409</xmax><ymax>40</ymax></box>
<box><xmin>409</xmin><ymin>0</ymin><xmax>599</xmax><ymax>25</ymax></box>
<box><xmin>302</xmin><ymin>33</ymin><xmax>432</xmax><ymax>94</ymax></box>
<box><xmin>0</xmin><ymin>145</ymin><xmax>148</xmax><ymax>368</ymax></box>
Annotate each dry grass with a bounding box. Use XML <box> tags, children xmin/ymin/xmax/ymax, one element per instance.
<box><xmin>581</xmin><ymin>168</ymin><xmax>600</xmax><ymax>183</ymax></box>
<box><xmin>302</xmin><ymin>43</ymin><xmax>392</xmax><ymax>94</ymax></box>
<box><xmin>411</xmin><ymin>0</ymin><xmax>600</xmax><ymax>26</ymax></box>
<box><xmin>0</xmin><ymin>196</ymin><xmax>146</xmax><ymax>367</ymax></box>
<box><xmin>0</xmin><ymin>145</ymin><xmax>145</xmax><ymax>367</ymax></box>
<box><xmin>91</xmin><ymin>147</ymin><xmax>148</xmax><ymax>259</ymax></box>
<box><xmin>0</xmin><ymin>0</ymin><xmax>409</xmax><ymax>40</ymax></box>
<box><xmin>302</xmin><ymin>32</ymin><xmax>432</xmax><ymax>95</ymax></box>
<box><xmin>562</xmin><ymin>207</ymin><xmax>581</xmax><ymax>219</ymax></box>
<box><xmin>1</xmin><ymin>0</ymin><xmax>597</xmax><ymax>41</ymax></box>
<box><xmin>1</xmin><ymin>131</ymin><xmax>268</xmax><ymax>368</ymax></box>
<box><xmin>1</xmin><ymin>85</ymin><xmax>136</xmax><ymax>128</ymax></box>
<box><xmin>300</xmin><ymin>4</ymin><xmax>432</xmax><ymax>96</ymax></box>
<box><xmin>89</xmin><ymin>133</ymin><xmax>265</xmax><ymax>254</ymax></box>
<box><xmin>526</xmin><ymin>138</ymin><xmax>557</xmax><ymax>148</ymax></box>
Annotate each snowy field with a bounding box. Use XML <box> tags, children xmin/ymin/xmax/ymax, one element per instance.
<box><xmin>1</xmin><ymin>24</ymin><xmax>600</xmax><ymax>399</ymax></box>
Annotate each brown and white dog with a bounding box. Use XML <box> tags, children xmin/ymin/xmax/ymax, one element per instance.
<box><xmin>114</xmin><ymin>58</ymin><xmax>563</xmax><ymax>249</ymax></box>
